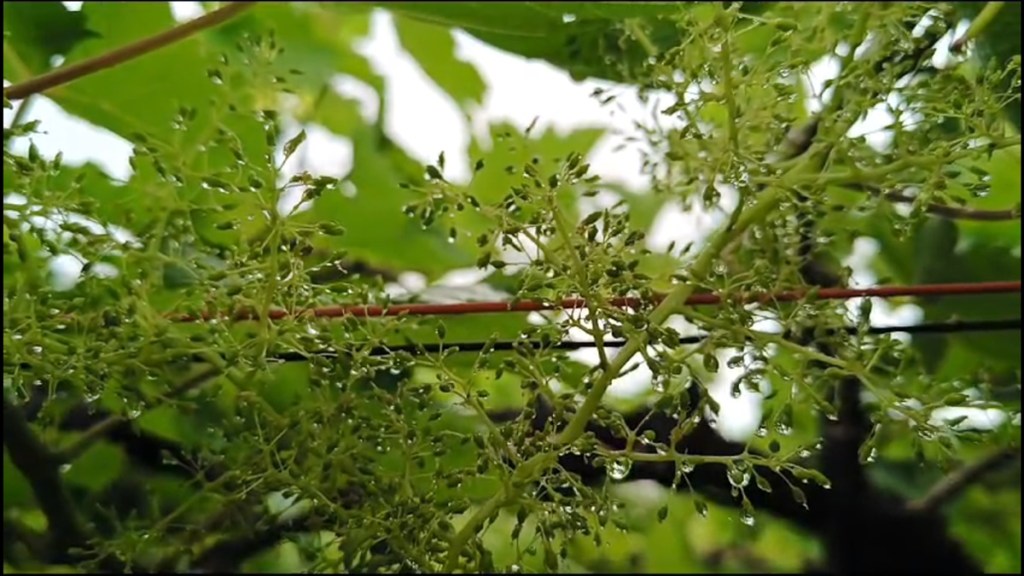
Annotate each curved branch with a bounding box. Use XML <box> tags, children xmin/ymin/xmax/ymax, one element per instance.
<box><xmin>2</xmin><ymin>395</ymin><xmax>95</xmax><ymax>565</ymax></box>
<box><xmin>56</xmin><ymin>364</ymin><xmax>222</xmax><ymax>464</ymax></box>
<box><xmin>4</xmin><ymin>2</ymin><xmax>256</xmax><ymax>101</ymax></box>
<box><xmin>848</xmin><ymin>183</ymin><xmax>1021</xmax><ymax>221</ymax></box>
<box><xmin>190</xmin><ymin>518</ymin><xmax>303</xmax><ymax>573</ymax></box>
<box><xmin>883</xmin><ymin>191</ymin><xmax>1021</xmax><ymax>221</ymax></box>
<box><xmin>908</xmin><ymin>447</ymin><xmax>1021</xmax><ymax>513</ymax></box>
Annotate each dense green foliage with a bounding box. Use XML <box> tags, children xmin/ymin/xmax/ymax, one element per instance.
<box><xmin>3</xmin><ymin>2</ymin><xmax>1021</xmax><ymax>573</ymax></box>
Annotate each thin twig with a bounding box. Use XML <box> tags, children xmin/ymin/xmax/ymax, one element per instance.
<box><xmin>4</xmin><ymin>2</ymin><xmax>256</xmax><ymax>101</ymax></box>
<box><xmin>190</xmin><ymin>513</ymin><xmax>308</xmax><ymax>572</ymax></box>
<box><xmin>908</xmin><ymin>447</ymin><xmax>1021</xmax><ymax>513</ymax></box>
<box><xmin>871</xmin><ymin>188</ymin><xmax>1020</xmax><ymax>221</ymax></box>
<box><xmin>56</xmin><ymin>364</ymin><xmax>222</xmax><ymax>463</ymax></box>
<box><xmin>884</xmin><ymin>191</ymin><xmax>1020</xmax><ymax>221</ymax></box>
<box><xmin>5</xmin><ymin>96</ymin><xmax>34</xmax><ymax>132</ymax></box>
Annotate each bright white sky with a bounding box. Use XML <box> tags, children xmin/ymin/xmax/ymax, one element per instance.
<box><xmin>6</xmin><ymin>3</ymin><xmax>999</xmax><ymax>438</ymax></box>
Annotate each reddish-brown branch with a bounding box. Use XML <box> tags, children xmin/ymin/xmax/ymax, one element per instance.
<box><xmin>171</xmin><ymin>280</ymin><xmax>1021</xmax><ymax>323</ymax></box>
<box><xmin>4</xmin><ymin>2</ymin><xmax>256</xmax><ymax>101</ymax></box>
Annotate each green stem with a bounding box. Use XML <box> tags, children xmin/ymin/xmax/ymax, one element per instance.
<box><xmin>556</xmin><ymin>141</ymin><xmax>834</xmax><ymax>448</ymax></box>
<box><xmin>603</xmin><ymin>450</ymin><xmax>771</xmax><ymax>466</ymax></box>
<box><xmin>443</xmin><ymin>493</ymin><xmax>509</xmax><ymax>572</ymax></box>
<box><xmin>952</xmin><ymin>2</ymin><xmax>1006</xmax><ymax>51</ymax></box>
<box><xmin>442</xmin><ymin>115</ymin><xmax>830</xmax><ymax>574</ymax></box>
<box><xmin>550</xmin><ymin>192</ymin><xmax>610</xmax><ymax>368</ymax></box>
<box><xmin>685</xmin><ymin>310</ymin><xmax>851</xmax><ymax>370</ymax></box>
<box><xmin>443</xmin><ymin>451</ymin><xmax>557</xmax><ymax>571</ymax></box>
<box><xmin>719</xmin><ymin>29</ymin><xmax>739</xmax><ymax>153</ymax></box>
<box><xmin>625</xmin><ymin>20</ymin><xmax>658</xmax><ymax>58</ymax></box>
<box><xmin>751</xmin><ymin>137</ymin><xmax>1022</xmax><ymax>188</ymax></box>
<box><xmin>554</xmin><ymin>184</ymin><xmax>791</xmax><ymax>447</ymax></box>
<box><xmin>436</xmin><ymin>363</ymin><xmax>516</xmax><ymax>463</ymax></box>
<box><xmin>5</xmin><ymin>96</ymin><xmax>34</xmax><ymax>134</ymax></box>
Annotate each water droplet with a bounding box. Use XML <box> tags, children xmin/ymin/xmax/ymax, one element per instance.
<box><xmin>694</xmin><ymin>499</ymin><xmax>709</xmax><ymax>518</ymax></box>
<box><xmin>774</xmin><ymin>422</ymin><xmax>792</xmax><ymax>436</ymax></box>
<box><xmin>740</xmin><ymin>509</ymin><xmax>756</xmax><ymax>526</ymax></box>
<box><xmin>727</xmin><ymin>463</ymin><xmax>751</xmax><ymax>489</ymax></box>
<box><xmin>607</xmin><ymin>457</ymin><xmax>632</xmax><ymax>480</ymax></box>
<box><xmin>562</xmin><ymin>13</ymin><xmax>577</xmax><ymax>23</ymax></box>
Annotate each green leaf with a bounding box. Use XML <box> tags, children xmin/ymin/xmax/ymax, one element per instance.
<box><xmin>619</xmin><ymin>185</ymin><xmax>670</xmax><ymax>234</ymax></box>
<box><xmin>217</xmin><ymin>3</ymin><xmax>384</xmax><ymax>111</ymax></box>
<box><xmin>954</xmin><ymin>148</ymin><xmax>1022</xmax><ymax>249</ymax></box>
<box><xmin>393</xmin><ymin>16</ymin><xmax>487</xmax><ymax>109</ymax></box>
<box><xmin>955</xmin><ymin>2</ymin><xmax>1022</xmax><ymax>130</ymax></box>
<box><xmin>261</xmin><ymin>362</ymin><xmax>312</xmax><ymax>412</ymax></box>
<box><xmin>912</xmin><ymin>218</ymin><xmax>959</xmax><ymax>286</ymax></box>
<box><xmin>2</xmin><ymin>1</ymin><xmax>97</xmax><ymax>83</ymax></box>
<box><xmin>381</xmin><ymin>2</ymin><xmax>825</xmax><ymax>85</ymax></box>
<box><xmin>466</xmin><ymin>122</ymin><xmax>604</xmax><ymax>208</ymax></box>
<box><xmin>3</xmin><ymin>450</ymin><xmax>33</xmax><ymax>510</ymax></box>
<box><xmin>63</xmin><ymin>441</ymin><xmax>125</xmax><ymax>493</ymax></box>
<box><xmin>303</xmin><ymin>90</ymin><xmax>366</xmax><ymax>136</ymax></box>
<box><xmin>912</xmin><ymin>218</ymin><xmax>1022</xmax><ymax>373</ymax></box>
<box><xmin>218</xmin><ymin>4</ymin><xmax>375</xmax><ymax>87</ymax></box>
<box><xmin>50</xmin><ymin>3</ymin><xmax>215</xmax><ymax>147</ymax></box>
<box><xmin>299</xmin><ymin>127</ymin><xmax>473</xmax><ymax>277</ymax></box>
<box><xmin>855</xmin><ymin>202</ymin><xmax>921</xmax><ymax>285</ymax></box>
<box><xmin>382</xmin><ymin>1</ymin><xmax>688</xmax><ymax>82</ymax></box>
<box><xmin>216</xmin><ymin>3</ymin><xmax>385</xmax><ymax>136</ymax></box>
<box><xmin>948</xmin><ymin>479</ymin><xmax>1023</xmax><ymax>573</ymax></box>
<box><xmin>137</xmin><ymin>405</ymin><xmax>199</xmax><ymax>447</ymax></box>
<box><xmin>162</xmin><ymin>260</ymin><xmax>200</xmax><ymax>289</ymax></box>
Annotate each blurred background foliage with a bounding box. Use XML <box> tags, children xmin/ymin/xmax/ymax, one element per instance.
<box><xmin>3</xmin><ymin>1</ymin><xmax>1021</xmax><ymax>573</ymax></box>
